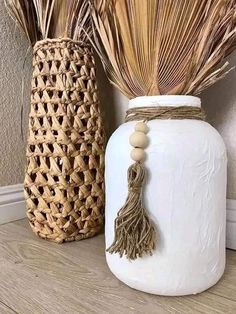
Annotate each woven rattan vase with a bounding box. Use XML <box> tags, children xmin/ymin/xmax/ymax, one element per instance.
<box><xmin>25</xmin><ymin>38</ymin><xmax>105</xmax><ymax>243</ymax></box>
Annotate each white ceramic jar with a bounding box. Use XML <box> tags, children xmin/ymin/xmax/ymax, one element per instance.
<box><xmin>105</xmin><ymin>95</ymin><xmax>227</xmax><ymax>296</ymax></box>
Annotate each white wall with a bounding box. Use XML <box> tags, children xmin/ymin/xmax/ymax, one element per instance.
<box><xmin>202</xmin><ymin>52</ymin><xmax>236</xmax><ymax>200</ymax></box>
<box><xmin>0</xmin><ymin>0</ymin><xmax>31</xmax><ymax>186</ymax></box>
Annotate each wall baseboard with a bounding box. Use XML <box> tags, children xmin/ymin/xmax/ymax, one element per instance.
<box><xmin>226</xmin><ymin>199</ymin><xmax>236</xmax><ymax>250</ymax></box>
<box><xmin>0</xmin><ymin>184</ymin><xmax>26</xmax><ymax>225</ymax></box>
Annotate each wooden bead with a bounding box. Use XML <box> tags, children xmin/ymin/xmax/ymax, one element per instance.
<box><xmin>130</xmin><ymin>148</ymin><xmax>146</xmax><ymax>162</ymax></box>
<box><xmin>129</xmin><ymin>131</ymin><xmax>148</xmax><ymax>148</ymax></box>
<box><xmin>135</xmin><ymin>122</ymin><xmax>149</xmax><ymax>134</ymax></box>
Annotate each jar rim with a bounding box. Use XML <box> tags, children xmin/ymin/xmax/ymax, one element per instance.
<box><xmin>129</xmin><ymin>95</ymin><xmax>201</xmax><ymax>109</ymax></box>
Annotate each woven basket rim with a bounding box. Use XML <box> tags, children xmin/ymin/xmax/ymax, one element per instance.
<box><xmin>33</xmin><ymin>37</ymin><xmax>91</xmax><ymax>53</ymax></box>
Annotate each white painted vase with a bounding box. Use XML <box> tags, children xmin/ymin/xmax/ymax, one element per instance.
<box><xmin>105</xmin><ymin>95</ymin><xmax>227</xmax><ymax>296</ymax></box>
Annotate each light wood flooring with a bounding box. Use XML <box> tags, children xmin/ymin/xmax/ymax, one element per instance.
<box><xmin>0</xmin><ymin>219</ymin><xmax>235</xmax><ymax>314</ymax></box>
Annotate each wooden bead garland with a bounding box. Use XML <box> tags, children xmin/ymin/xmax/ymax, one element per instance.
<box><xmin>130</xmin><ymin>122</ymin><xmax>149</xmax><ymax>161</ymax></box>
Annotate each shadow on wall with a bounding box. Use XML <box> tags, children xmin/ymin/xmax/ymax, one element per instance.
<box><xmin>202</xmin><ymin>51</ymin><xmax>236</xmax><ymax>199</ymax></box>
<box><xmin>95</xmin><ymin>56</ymin><xmax>129</xmax><ymax>138</ymax></box>
<box><xmin>95</xmin><ymin>55</ymin><xmax>129</xmax><ymax>138</ymax></box>
<box><xmin>95</xmin><ymin>55</ymin><xmax>117</xmax><ymax>138</ymax></box>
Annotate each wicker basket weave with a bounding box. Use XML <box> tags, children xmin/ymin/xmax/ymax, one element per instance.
<box><xmin>25</xmin><ymin>38</ymin><xmax>105</xmax><ymax>243</ymax></box>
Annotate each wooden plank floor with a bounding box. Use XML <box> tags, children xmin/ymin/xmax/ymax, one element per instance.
<box><xmin>0</xmin><ymin>219</ymin><xmax>235</xmax><ymax>314</ymax></box>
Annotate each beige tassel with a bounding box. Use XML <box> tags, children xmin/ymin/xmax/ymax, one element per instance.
<box><xmin>107</xmin><ymin>162</ymin><xmax>156</xmax><ymax>260</ymax></box>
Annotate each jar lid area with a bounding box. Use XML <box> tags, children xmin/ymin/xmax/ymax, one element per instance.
<box><xmin>129</xmin><ymin>96</ymin><xmax>201</xmax><ymax>109</ymax></box>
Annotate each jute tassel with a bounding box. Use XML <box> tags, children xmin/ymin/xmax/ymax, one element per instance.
<box><xmin>107</xmin><ymin>161</ymin><xmax>156</xmax><ymax>260</ymax></box>
<box><xmin>107</xmin><ymin>106</ymin><xmax>206</xmax><ymax>260</ymax></box>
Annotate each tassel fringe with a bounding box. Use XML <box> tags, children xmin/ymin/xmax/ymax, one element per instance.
<box><xmin>107</xmin><ymin>162</ymin><xmax>156</xmax><ymax>260</ymax></box>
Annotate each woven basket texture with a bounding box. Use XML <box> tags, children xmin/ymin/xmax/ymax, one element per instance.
<box><xmin>24</xmin><ymin>38</ymin><xmax>105</xmax><ymax>243</ymax></box>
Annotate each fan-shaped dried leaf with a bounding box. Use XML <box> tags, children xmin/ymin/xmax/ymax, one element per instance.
<box><xmin>91</xmin><ymin>0</ymin><xmax>236</xmax><ymax>98</ymax></box>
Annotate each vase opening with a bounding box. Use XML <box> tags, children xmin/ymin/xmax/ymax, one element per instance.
<box><xmin>129</xmin><ymin>95</ymin><xmax>201</xmax><ymax>109</ymax></box>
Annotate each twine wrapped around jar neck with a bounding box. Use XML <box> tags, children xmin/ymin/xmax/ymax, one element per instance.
<box><xmin>125</xmin><ymin>105</ymin><xmax>206</xmax><ymax>122</ymax></box>
<box><xmin>107</xmin><ymin>105</ymin><xmax>206</xmax><ymax>260</ymax></box>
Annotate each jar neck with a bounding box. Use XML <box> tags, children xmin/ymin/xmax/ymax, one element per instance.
<box><xmin>128</xmin><ymin>96</ymin><xmax>201</xmax><ymax>109</ymax></box>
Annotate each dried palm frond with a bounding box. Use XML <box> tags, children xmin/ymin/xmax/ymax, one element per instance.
<box><xmin>5</xmin><ymin>0</ymin><xmax>92</xmax><ymax>46</ymax></box>
<box><xmin>49</xmin><ymin>0</ymin><xmax>92</xmax><ymax>41</ymax></box>
<box><xmin>91</xmin><ymin>0</ymin><xmax>236</xmax><ymax>98</ymax></box>
<box><xmin>32</xmin><ymin>0</ymin><xmax>55</xmax><ymax>40</ymax></box>
<box><xmin>5</xmin><ymin>0</ymin><xmax>38</xmax><ymax>44</ymax></box>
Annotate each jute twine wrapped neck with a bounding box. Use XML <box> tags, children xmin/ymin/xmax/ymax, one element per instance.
<box><xmin>107</xmin><ymin>105</ymin><xmax>206</xmax><ymax>260</ymax></box>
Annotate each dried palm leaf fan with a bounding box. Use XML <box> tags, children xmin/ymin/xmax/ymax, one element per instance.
<box><xmin>91</xmin><ymin>0</ymin><xmax>236</xmax><ymax>259</ymax></box>
<box><xmin>5</xmin><ymin>0</ymin><xmax>105</xmax><ymax>243</ymax></box>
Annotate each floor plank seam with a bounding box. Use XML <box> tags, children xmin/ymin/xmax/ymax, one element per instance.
<box><xmin>208</xmin><ymin>291</ymin><xmax>236</xmax><ymax>303</ymax></box>
<box><xmin>0</xmin><ymin>300</ymin><xmax>19</xmax><ymax>314</ymax></box>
